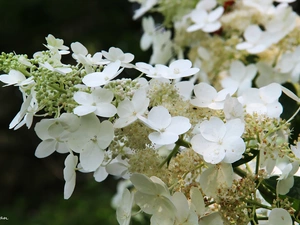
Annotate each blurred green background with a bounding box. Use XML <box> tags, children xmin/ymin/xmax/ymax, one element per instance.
<box><xmin>0</xmin><ymin>0</ymin><xmax>149</xmax><ymax>224</ymax></box>
<box><xmin>0</xmin><ymin>1</ymin><xmax>300</xmax><ymax>225</ymax></box>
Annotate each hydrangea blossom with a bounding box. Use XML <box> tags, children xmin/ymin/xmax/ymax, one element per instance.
<box><xmin>236</xmin><ymin>25</ymin><xmax>273</xmax><ymax>54</ymax></box>
<box><xmin>149</xmin><ymin>30</ymin><xmax>173</xmax><ymax>65</ymax></box>
<box><xmin>238</xmin><ymin>83</ymin><xmax>283</xmax><ymax>118</ymax></box>
<box><xmin>256</xmin><ymin>62</ymin><xmax>289</xmax><ymax>87</ymax></box>
<box><xmin>191</xmin><ymin>82</ymin><xmax>236</xmax><ymax>110</ymax></box>
<box><xmin>276</xmin><ymin>46</ymin><xmax>300</xmax><ymax>82</ymax></box>
<box><xmin>130</xmin><ymin>174</ymin><xmax>176</xmax><ymax>224</ymax></box>
<box><xmin>130</xmin><ymin>0</ymin><xmax>158</xmax><ymax>20</ymax></box>
<box><xmin>73</xmin><ymin>88</ymin><xmax>117</xmax><ymax>117</ymax></box>
<box><xmin>140</xmin><ymin>106</ymin><xmax>191</xmax><ymax>145</ymax></box>
<box><xmin>0</xmin><ymin>69</ymin><xmax>34</xmax><ymax>87</ymax></box>
<box><xmin>44</xmin><ymin>34</ymin><xmax>69</xmax><ymax>54</ymax></box>
<box><xmin>116</xmin><ymin>189</ymin><xmax>134</xmax><ymax>225</ymax></box>
<box><xmin>114</xmin><ymin>89</ymin><xmax>149</xmax><ymax>128</ymax></box>
<box><xmin>268</xmin><ymin>208</ymin><xmax>293</xmax><ymax>225</ymax></box>
<box><xmin>102</xmin><ymin>47</ymin><xmax>134</xmax><ymax>68</ymax></box>
<box><xmin>191</xmin><ymin>117</ymin><xmax>245</xmax><ymax>164</ymax></box>
<box><xmin>67</xmin><ymin>114</ymin><xmax>114</xmax><ymax>172</ymax></box>
<box><xmin>221</xmin><ymin>60</ymin><xmax>257</xmax><ymax>96</ymax></box>
<box><xmin>82</xmin><ymin>60</ymin><xmax>123</xmax><ymax>87</ymax></box>
<box><xmin>63</xmin><ymin>153</ymin><xmax>78</xmax><ymax>199</ymax></box>
<box><xmin>140</xmin><ymin>16</ymin><xmax>156</xmax><ymax>51</ymax></box>
<box><xmin>9</xmin><ymin>89</ymin><xmax>38</xmax><ymax>130</ymax></box>
<box><xmin>187</xmin><ymin>0</ymin><xmax>224</xmax><ymax>33</ymax></box>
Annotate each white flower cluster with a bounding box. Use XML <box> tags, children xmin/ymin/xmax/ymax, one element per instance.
<box><xmin>0</xmin><ymin>0</ymin><xmax>300</xmax><ymax>224</ymax></box>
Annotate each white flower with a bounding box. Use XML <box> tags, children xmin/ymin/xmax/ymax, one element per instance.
<box><xmin>63</xmin><ymin>153</ymin><xmax>78</xmax><ymax>199</ymax></box>
<box><xmin>171</xmin><ymin>192</ymin><xmax>198</xmax><ymax>225</ymax></box>
<box><xmin>256</xmin><ymin>62</ymin><xmax>289</xmax><ymax>87</ymax></box>
<box><xmin>223</xmin><ymin>96</ymin><xmax>244</xmax><ymax>121</ymax></box>
<box><xmin>174</xmin><ymin>81</ymin><xmax>194</xmax><ymax>101</ymax></box>
<box><xmin>191</xmin><ymin>82</ymin><xmax>236</xmax><ymax>110</ymax></box>
<box><xmin>130</xmin><ymin>173</ymin><xmax>176</xmax><ymax>223</ymax></box>
<box><xmin>102</xmin><ymin>47</ymin><xmax>134</xmax><ymax>68</ymax></box>
<box><xmin>34</xmin><ymin>113</ymin><xmax>80</xmax><ymax>158</ymax></box>
<box><xmin>163</xmin><ymin>59</ymin><xmax>200</xmax><ymax>79</ymax></box>
<box><xmin>268</xmin><ymin>208</ymin><xmax>292</xmax><ymax>225</ymax></box>
<box><xmin>199</xmin><ymin>163</ymin><xmax>234</xmax><ymax>198</ymax></box>
<box><xmin>140</xmin><ymin>16</ymin><xmax>156</xmax><ymax>51</ymax></box>
<box><xmin>106</xmin><ymin>155</ymin><xmax>130</xmax><ymax>179</ymax></box>
<box><xmin>82</xmin><ymin>60</ymin><xmax>123</xmax><ymax>87</ymax></box>
<box><xmin>68</xmin><ymin>114</ymin><xmax>114</xmax><ymax>172</ymax></box>
<box><xmin>116</xmin><ymin>189</ymin><xmax>134</xmax><ymax>225</ymax></box>
<box><xmin>272</xmin><ymin>158</ymin><xmax>299</xmax><ymax>195</ymax></box>
<box><xmin>264</xmin><ymin>4</ymin><xmax>297</xmax><ymax>44</ymax></box>
<box><xmin>71</xmin><ymin>42</ymin><xmax>109</xmax><ymax>68</ymax></box>
<box><xmin>140</xmin><ymin>106</ymin><xmax>191</xmax><ymax>145</ymax></box>
<box><xmin>10</xmin><ymin>90</ymin><xmax>38</xmax><ymax>130</ymax></box>
<box><xmin>131</xmin><ymin>0</ymin><xmax>158</xmax><ymax>20</ymax></box>
<box><xmin>114</xmin><ymin>89</ymin><xmax>149</xmax><ymax>128</ymax></box>
<box><xmin>73</xmin><ymin>88</ymin><xmax>117</xmax><ymax>117</ymax></box>
<box><xmin>238</xmin><ymin>83</ymin><xmax>283</xmax><ymax>118</ymax></box>
<box><xmin>242</xmin><ymin>0</ymin><xmax>274</xmax><ymax>13</ymax></box>
<box><xmin>291</xmin><ymin>141</ymin><xmax>300</xmax><ymax>159</ymax></box>
<box><xmin>0</xmin><ymin>69</ymin><xmax>34</xmax><ymax>87</ymax></box>
<box><xmin>236</xmin><ymin>25</ymin><xmax>272</xmax><ymax>54</ymax></box>
<box><xmin>187</xmin><ymin>1</ymin><xmax>224</xmax><ymax>33</ymax></box>
<box><xmin>135</xmin><ymin>62</ymin><xmax>169</xmax><ymax>79</ymax></box>
<box><xmin>111</xmin><ymin>180</ymin><xmax>133</xmax><ymax>209</ymax></box>
<box><xmin>39</xmin><ymin>61</ymin><xmax>72</xmax><ymax>75</ymax></box>
<box><xmin>44</xmin><ymin>34</ymin><xmax>69</xmax><ymax>54</ymax></box>
<box><xmin>221</xmin><ymin>60</ymin><xmax>257</xmax><ymax>96</ymax></box>
<box><xmin>191</xmin><ymin>117</ymin><xmax>245</xmax><ymax>164</ymax></box>
<box><xmin>149</xmin><ymin>30</ymin><xmax>173</xmax><ymax>65</ymax></box>
<box><xmin>276</xmin><ymin>46</ymin><xmax>300</xmax><ymax>82</ymax></box>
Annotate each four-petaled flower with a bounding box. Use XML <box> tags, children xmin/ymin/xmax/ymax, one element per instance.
<box><xmin>140</xmin><ymin>106</ymin><xmax>191</xmax><ymax>145</ymax></box>
<box><xmin>191</xmin><ymin>117</ymin><xmax>245</xmax><ymax>164</ymax></box>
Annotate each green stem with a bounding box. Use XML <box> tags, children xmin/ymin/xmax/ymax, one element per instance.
<box><xmin>159</xmin><ymin>138</ymin><xmax>191</xmax><ymax>168</ymax></box>
<box><xmin>243</xmin><ymin>198</ymin><xmax>272</xmax><ymax>210</ymax></box>
<box><xmin>159</xmin><ymin>144</ymin><xmax>180</xmax><ymax>168</ymax></box>
<box><xmin>48</xmin><ymin>84</ymin><xmax>67</xmax><ymax>94</ymax></box>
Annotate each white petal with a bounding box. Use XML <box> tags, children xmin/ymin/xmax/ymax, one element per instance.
<box><xmin>35</xmin><ymin>139</ymin><xmax>56</xmax><ymax>158</ymax></box>
<box><xmin>71</xmin><ymin>42</ymin><xmax>88</xmax><ymax>55</ymax></box>
<box><xmin>166</xmin><ymin>116</ymin><xmax>191</xmax><ymax>135</ymax></box>
<box><xmin>149</xmin><ymin>131</ymin><xmax>179</xmax><ymax>145</ymax></box>
<box><xmin>64</xmin><ymin>178</ymin><xmax>76</xmax><ymax>200</ymax></box>
<box><xmin>230</xmin><ymin>61</ymin><xmax>245</xmax><ymax>80</ymax></box>
<box><xmin>191</xmin><ymin>83</ymin><xmax>216</xmax><ymax>107</ymax></box>
<box><xmin>80</xmin><ymin>142</ymin><xmax>104</xmax><ymax>172</ymax></box>
<box><xmin>82</xmin><ymin>72</ymin><xmax>105</xmax><ymax>87</ymax></box>
<box><xmin>130</xmin><ymin>173</ymin><xmax>156</xmax><ymax>194</ymax></box>
<box><xmin>147</xmin><ymin>106</ymin><xmax>171</xmax><ymax>130</ymax></box>
<box><xmin>97</xmin><ymin>120</ymin><xmax>114</xmax><ymax>149</ymax></box>
<box><xmin>93</xmin><ymin>166</ymin><xmax>109</xmax><ymax>182</ymax></box>
<box><xmin>200</xmin><ymin>117</ymin><xmax>226</xmax><ymax>142</ymax></box>
<box><xmin>73</xmin><ymin>105</ymin><xmax>96</xmax><ymax>116</ymax></box>
<box><xmin>207</xmin><ymin>6</ymin><xmax>224</xmax><ymax>22</ymax></box>
<box><xmin>259</xmin><ymin>83</ymin><xmax>282</xmax><ymax>103</ymax></box>
<box><xmin>95</xmin><ymin>103</ymin><xmax>117</xmax><ymax>117</ymax></box>
<box><xmin>34</xmin><ymin>119</ymin><xmax>55</xmax><ymax>140</ymax></box>
<box><xmin>222</xmin><ymin>137</ymin><xmax>245</xmax><ymax>163</ymax></box>
<box><xmin>190</xmin><ymin>187</ymin><xmax>205</xmax><ymax>216</ymax></box>
<box><xmin>244</xmin><ymin>25</ymin><xmax>262</xmax><ymax>43</ymax></box>
<box><xmin>269</xmin><ymin>208</ymin><xmax>292</xmax><ymax>225</ymax></box>
<box><xmin>224</xmin><ymin>119</ymin><xmax>244</xmax><ymax>137</ymax></box>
